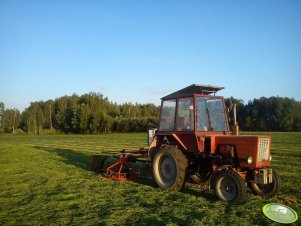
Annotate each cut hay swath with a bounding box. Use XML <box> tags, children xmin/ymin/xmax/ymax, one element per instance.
<box><xmin>0</xmin><ymin>133</ymin><xmax>300</xmax><ymax>225</ymax></box>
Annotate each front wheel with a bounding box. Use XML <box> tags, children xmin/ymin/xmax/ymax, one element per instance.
<box><xmin>152</xmin><ymin>145</ymin><xmax>188</xmax><ymax>191</ymax></box>
<box><xmin>213</xmin><ymin>170</ymin><xmax>246</xmax><ymax>204</ymax></box>
<box><xmin>250</xmin><ymin>168</ymin><xmax>280</xmax><ymax>198</ymax></box>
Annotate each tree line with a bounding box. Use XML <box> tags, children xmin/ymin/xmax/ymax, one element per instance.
<box><xmin>1</xmin><ymin>94</ymin><xmax>301</xmax><ymax>134</ymax></box>
<box><xmin>0</xmin><ymin>92</ymin><xmax>159</xmax><ymax>134</ymax></box>
<box><xmin>226</xmin><ymin>96</ymin><xmax>301</xmax><ymax>132</ymax></box>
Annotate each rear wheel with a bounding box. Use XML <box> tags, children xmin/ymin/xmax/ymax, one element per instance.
<box><xmin>152</xmin><ymin>145</ymin><xmax>187</xmax><ymax>191</ymax></box>
<box><xmin>250</xmin><ymin>168</ymin><xmax>280</xmax><ymax>198</ymax></box>
<box><xmin>213</xmin><ymin>170</ymin><xmax>246</xmax><ymax>204</ymax></box>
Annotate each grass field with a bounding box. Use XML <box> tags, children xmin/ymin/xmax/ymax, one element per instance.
<box><xmin>0</xmin><ymin>132</ymin><xmax>300</xmax><ymax>225</ymax></box>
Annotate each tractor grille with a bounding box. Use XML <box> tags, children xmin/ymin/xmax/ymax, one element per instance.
<box><xmin>257</xmin><ymin>138</ymin><xmax>270</xmax><ymax>162</ymax></box>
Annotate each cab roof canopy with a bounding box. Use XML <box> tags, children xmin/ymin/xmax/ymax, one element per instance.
<box><xmin>162</xmin><ymin>84</ymin><xmax>224</xmax><ymax>100</ymax></box>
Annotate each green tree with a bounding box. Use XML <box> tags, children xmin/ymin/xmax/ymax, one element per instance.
<box><xmin>23</xmin><ymin>102</ymin><xmax>45</xmax><ymax>134</ymax></box>
<box><xmin>71</xmin><ymin>105</ymin><xmax>81</xmax><ymax>133</ymax></box>
<box><xmin>67</xmin><ymin>94</ymin><xmax>80</xmax><ymax>133</ymax></box>
<box><xmin>54</xmin><ymin>96</ymin><xmax>69</xmax><ymax>132</ymax></box>
<box><xmin>45</xmin><ymin>100</ymin><xmax>54</xmax><ymax>131</ymax></box>
<box><xmin>292</xmin><ymin>102</ymin><xmax>301</xmax><ymax>131</ymax></box>
<box><xmin>79</xmin><ymin>103</ymin><xmax>90</xmax><ymax>133</ymax></box>
<box><xmin>3</xmin><ymin>108</ymin><xmax>21</xmax><ymax>133</ymax></box>
<box><xmin>0</xmin><ymin>102</ymin><xmax>4</xmax><ymax>133</ymax></box>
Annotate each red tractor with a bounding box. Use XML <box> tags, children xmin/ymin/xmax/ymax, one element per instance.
<box><xmin>148</xmin><ymin>84</ymin><xmax>280</xmax><ymax>204</ymax></box>
<box><xmin>93</xmin><ymin>84</ymin><xmax>280</xmax><ymax>204</ymax></box>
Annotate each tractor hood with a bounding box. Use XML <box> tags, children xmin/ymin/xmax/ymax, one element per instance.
<box><xmin>215</xmin><ymin>135</ymin><xmax>272</xmax><ymax>168</ymax></box>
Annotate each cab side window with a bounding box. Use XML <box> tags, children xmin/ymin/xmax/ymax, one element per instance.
<box><xmin>177</xmin><ymin>97</ymin><xmax>194</xmax><ymax>131</ymax></box>
<box><xmin>159</xmin><ymin>99</ymin><xmax>176</xmax><ymax>131</ymax></box>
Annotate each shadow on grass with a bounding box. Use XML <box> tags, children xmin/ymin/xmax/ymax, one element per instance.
<box><xmin>183</xmin><ymin>185</ymin><xmax>217</xmax><ymax>202</ymax></box>
<box><xmin>133</xmin><ymin>163</ymin><xmax>217</xmax><ymax>202</ymax></box>
<box><xmin>33</xmin><ymin>146</ymin><xmax>92</xmax><ymax>170</ymax></box>
<box><xmin>33</xmin><ymin>146</ymin><xmax>217</xmax><ymax>203</ymax></box>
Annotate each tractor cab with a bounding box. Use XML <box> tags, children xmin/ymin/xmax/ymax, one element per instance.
<box><xmin>155</xmin><ymin>84</ymin><xmax>231</xmax><ymax>153</ymax></box>
<box><xmin>159</xmin><ymin>84</ymin><xmax>229</xmax><ymax>133</ymax></box>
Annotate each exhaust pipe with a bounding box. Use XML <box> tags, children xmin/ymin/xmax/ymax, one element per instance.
<box><xmin>233</xmin><ymin>102</ymin><xmax>239</xmax><ymax>135</ymax></box>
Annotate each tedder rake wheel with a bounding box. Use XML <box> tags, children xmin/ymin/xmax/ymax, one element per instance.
<box><xmin>106</xmin><ymin>154</ymin><xmax>140</xmax><ymax>181</ymax></box>
<box><xmin>213</xmin><ymin>170</ymin><xmax>246</xmax><ymax>204</ymax></box>
<box><xmin>152</xmin><ymin>145</ymin><xmax>188</xmax><ymax>191</ymax></box>
<box><xmin>249</xmin><ymin>168</ymin><xmax>280</xmax><ymax>198</ymax></box>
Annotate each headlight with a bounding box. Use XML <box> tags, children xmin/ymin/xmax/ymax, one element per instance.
<box><xmin>247</xmin><ymin>156</ymin><xmax>253</xmax><ymax>164</ymax></box>
<box><xmin>269</xmin><ymin>155</ymin><xmax>272</xmax><ymax>161</ymax></box>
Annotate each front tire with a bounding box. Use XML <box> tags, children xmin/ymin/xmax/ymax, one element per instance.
<box><xmin>152</xmin><ymin>145</ymin><xmax>188</xmax><ymax>191</ymax></box>
<box><xmin>250</xmin><ymin>168</ymin><xmax>280</xmax><ymax>198</ymax></box>
<box><xmin>213</xmin><ymin>170</ymin><xmax>246</xmax><ymax>204</ymax></box>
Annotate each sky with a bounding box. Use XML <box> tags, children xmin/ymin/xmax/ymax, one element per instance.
<box><xmin>1</xmin><ymin>0</ymin><xmax>301</xmax><ymax>111</ymax></box>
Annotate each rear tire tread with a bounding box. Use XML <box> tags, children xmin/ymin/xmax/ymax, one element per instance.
<box><xmin>152</xmin><ymin>145</ymin><xmax>188</xmax><ymax>191</ymax></box>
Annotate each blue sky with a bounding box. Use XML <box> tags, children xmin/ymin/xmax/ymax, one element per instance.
<box><xmin>1</xmin><ymin>0</ymin><xmax>300</xmax><ymax>110</ymax></box>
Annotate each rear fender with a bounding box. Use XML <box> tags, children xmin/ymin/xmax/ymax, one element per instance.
<box><xmin>148</xmin><ymin>134</ymin><xmax>187</xmax><ymax>159</ymax></box>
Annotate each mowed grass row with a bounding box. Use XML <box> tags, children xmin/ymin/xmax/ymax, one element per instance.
<box><xmin>1</xmin><ymin>133</ymin><xmax>147</xmax><ymax>153</ymax></box>
<box><xmin>0</xmin><ymin>132</ymin><xmax>300</xmax><ymax>225</ymax></box>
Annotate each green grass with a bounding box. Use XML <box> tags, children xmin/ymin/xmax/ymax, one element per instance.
<box><xmin>0</xmin><ymin>133</ymin><xmax>300</xmax><ymax>225</ymax></box>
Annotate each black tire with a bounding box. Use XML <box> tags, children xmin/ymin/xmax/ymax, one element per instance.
<box><xmin>152</xmin><ymin>145</ymin><xmax>188</xmax><ymax>191</ymax></box>
<box><xmin>213</xmin><ymin>170</ymin><xmax>246</xmax><ymax>204</ymax></box>
<box><xmin>250</xmin><ymin>168</ymin><xmax>280</xmax><ymax>198</ymax></box>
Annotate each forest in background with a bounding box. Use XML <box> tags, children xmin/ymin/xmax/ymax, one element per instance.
<box><xmin>1</xmin><ymin>92</ymin><xmax>301</xmax><ymax>134</ymax></box>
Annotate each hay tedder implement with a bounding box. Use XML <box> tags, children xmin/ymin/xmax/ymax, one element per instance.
<box><xmin>91</xmin><ymin>148</ymin><xmax>150</xmax><ymax>181</ymax></box>
<box><xmin>91</xmin><ymin>84</ymin><xmax>280</xmax><ymax>204</ymax></box>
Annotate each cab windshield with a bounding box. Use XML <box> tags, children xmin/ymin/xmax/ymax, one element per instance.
<box><xmin>196</xmin><ymin>97</ymin><xmax>228</xmax><ymax>132</ymax></box>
